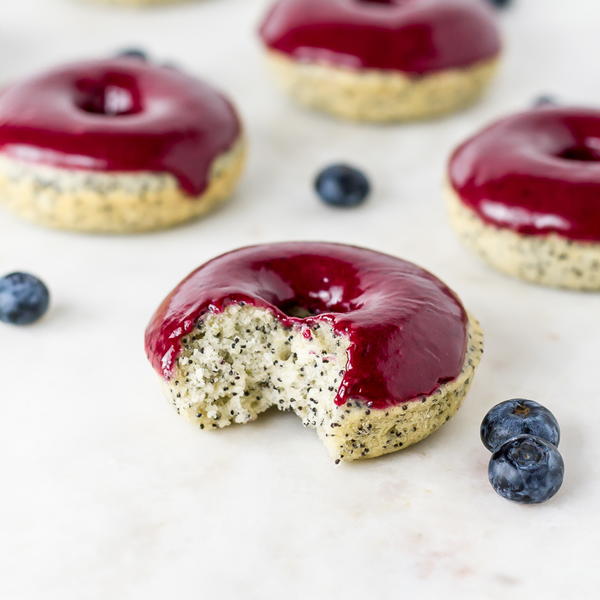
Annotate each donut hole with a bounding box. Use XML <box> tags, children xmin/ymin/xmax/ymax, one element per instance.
<box><xmin>556</xmin><ymin>144</ymin><xmax>600</xmax><ymax>163</ymax></box>
<box><xmin>280</xmin><ymin>303</ymin><xmax>314</xmax><ymax>318</ymax></box>
<box><xmin>74</xmin><ymin>73</ymin><xmax>143</xmax><ymax>117</ymax></box>
<box><xmin>258</xmin><ymin>255</ymin><xmax>362</xmax><ymax>318</ymax></box>
<box><xmin>278</xmin><ymin>296</ymin><xmax>356</xmax><ymax>318</ymax></box>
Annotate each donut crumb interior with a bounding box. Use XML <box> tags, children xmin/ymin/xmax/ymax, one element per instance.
<box><xmin>170</xmin><ymin>303</ymin><xmax>349</xmax><ymax>429</ymax></box>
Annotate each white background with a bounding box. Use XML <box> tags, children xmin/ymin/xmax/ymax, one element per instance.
<box><xmin>1</xmin><ymin>1</ymin><xmax>599</xmax><ymax>598</ymax></box>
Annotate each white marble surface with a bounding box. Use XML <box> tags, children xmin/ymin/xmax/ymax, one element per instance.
<box><xmin>1</xmin><ymin>1</ymin><xmax>599</xmax><ymax>598</ymax></box>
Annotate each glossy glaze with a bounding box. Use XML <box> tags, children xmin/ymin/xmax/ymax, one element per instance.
<box><xmin>449</xmin><ymin>107</ymin><xmax>600</xmax><ymax>241</ymax></box>
<box><xmin>259</xmin><ymin>0</ymin><xmax>501</xmax><ymax>74</ymax></box>
<box><xmin>145</xmin><ymin>242</ymin><xmax>468</xmax><ymax>409</ymax></box>
<box><xmin>0</xmin><ymin>58</ymin><xmax>241</xmax><ymax>195</ymax></box>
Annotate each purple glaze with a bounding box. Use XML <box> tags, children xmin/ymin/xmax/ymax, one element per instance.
<box><xmin>259</xmin><ymin>0</ymin><xmax>501</xmax><ymax>74</ymax></box>
<box><xmin>0</xmin><ymin>58</ymin><xmax>241</xmax><ymax>196</ymax></box>
<box><xmin>449</xmin><ymin>107</ymin><xmax>600</xmax><ymax>241</ymax></box>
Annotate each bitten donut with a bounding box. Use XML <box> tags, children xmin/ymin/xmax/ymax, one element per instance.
<box><xmin>259</xmin><ymin>0</ymin><xmax>501</xmax><ymax>122</ymax></box>
<box><xmin>0</xmin><ymin>57</ymin><xmax>244</xmax><ymax>233</ymax></box>
<box><xmin>145</xmin><ymin>242</ymin><xmax>483</xmax><ymax>462</ymax></box>
<box><xmin>448</xmin><ymin>106</ymin><xmax>600</xmax><ymax>290</ymax></box>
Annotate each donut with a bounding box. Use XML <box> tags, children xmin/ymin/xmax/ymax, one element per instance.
<box><xmin>0</xmin><ymin>58</ymin><xmax>245</xmax><ymax>233</ymax></box>
<box><xmin>447</xmin><ymin>106</ymin><xmax>600</xmax><ymax>290</ymax></box>
<box><xmin>145</xmin><ymin>242</ymin><xmax>484</xmax><ymax>462</ymax></box>
<box><xmin>258</xmin><ymin>0</ymin><xmax>501</xmax><ymax>122</ymax></box>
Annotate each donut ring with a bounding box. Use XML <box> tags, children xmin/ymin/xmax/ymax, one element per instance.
<box><xmin>448</xmin><ymin>106</ymin><xmax>600</xmax><ymax>290</ymax></box>
<box><xmin>145</xmin><ymin>242</ymin><xmax>483</xmax><ymax>462</ymax></box>
<box><xmin>0</xmin><ymin>58</ymin><xmax>245</xmax><ymax>233</ymax></box>
<box><xmin>259</xmin><ymin>0</ymin><xmax>501</xmax><ymax>122</ymax></box>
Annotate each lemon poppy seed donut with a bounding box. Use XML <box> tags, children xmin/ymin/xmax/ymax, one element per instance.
<box><xmin>0</xmin><ymin>58</ymin><xmax>245</xmax><ymax>233</ymax></box>
<box><xmin>259</xmin><ymin>0</ymin><xmax>501</xmax><ymax>122</ymax></box>
<box><xmin>145</xmin><ymin>242</ymin><xmax>484</xmax><ymax>462</ymax></box>
<box><xmin>448</xmin><ymin>106</ymin><xmax>600</xmax><ymax>290</ymax></box>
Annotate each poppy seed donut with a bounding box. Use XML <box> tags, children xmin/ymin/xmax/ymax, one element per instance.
<box><xmin>145</xmin><ymin>242</ymin><xmax>484</xmax><ymax>462</ymax></box>
<box><xmin>0</xmin><ymin>58</ymin><xmax>245</xmax><ymax>233</ymax></box>
<box><xmin>259</xmin><ymin>0</ymin><xmax>501</xmax><ymax>122</ymax></box>
<box><xmin>448</xmin><ymin>106</ymin><xmax>600</xmax><ymax>290</ymax></box>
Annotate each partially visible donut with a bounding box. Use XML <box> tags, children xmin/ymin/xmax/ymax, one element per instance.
<box><xmin>145</xmin><ymin>242</ymin><xmax>484</xmax><ymax>462</ymax></box>
<box><xmin>259</xmin><ymin>0</ymin><xmax>501</xmax><ymax>122</ymax></box>
<box><xmin>0</xmin><ymin>57</ymin><xmax>244</xmax><ymax>233</ymax></box>
<box><xmin>448</xmin><ymin>106</ymin><xmax>600</xmax><ymax>290</ymax></box>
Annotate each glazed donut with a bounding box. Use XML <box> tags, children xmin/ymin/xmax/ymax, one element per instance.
<box><xmin>259</xmin><ymin>0</ymin><xmax>501</xmax><ymax>122</ymax></box>
<box><xmin>0</xmin><ymin>58</ymin><xmax>245</xmax><ymax>233</ymax></box>
<box><xmin>145</xmin><ymin>242</ymin><xmax>483</xmax><ymax>462</ymax></box>
<box><xmin>448</xmin><ymin>106</ymin><xmax>600</xmax><ymax>290</ymax></box>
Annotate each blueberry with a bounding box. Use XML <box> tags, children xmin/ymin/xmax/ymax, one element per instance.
<box><xmin>315</xmin><ymin>164</ymin><xmax>370</xmax><ymax>208</ymax></box>
<box><xmin>488</xmin><ymin>435</ymin><xmax>564</xmax><ymax>504</ymax></box>
<box><xmin>533</xmin><ymin>95</ymin><xmax>556</xmax><ymax>108</ymax></box>
<box><xmin>486</xmin><ymin>0</ymin><xmax>512</xmax><ymax>8</ymax></box>
<box><xmin>481</xmin><ymin>399</ymin><xmax>560</xmax><ymax>452</ymax></box>
<box><xmin>116</xmin><ymin>48</ymin><xmax>148</xmax><ymax>61</ymax></box>
<box><xmin>0</xmin><ymin>272</ymin><xmax>50</xmax><ymax>325</ymax></box>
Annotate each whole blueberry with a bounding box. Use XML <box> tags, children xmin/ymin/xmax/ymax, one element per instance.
<box><xmin>116</xmin><ymin>48</ymin><xmax>148</xmax><ymax>61</ymax></box>
<box><xmin>481</xmin><ymin>399</ymin><xmax>560</xmax><ymax>452</ymax></box>
<box><xmin>315</xmin><ymin>164</ymin><xmax>371</xmax><ymax>208</ymax></box>
<box><xmin>488</xmin><ymin>435</ymin><xmax>564</xmax><ymax>504</ymax></box>
<box><xmin>0</xmin><ymin>272</ymin><xmax>50</xmax><ymax>325</ymax></box>
<box><xmin>486</xmin><ymin>0</ymin><xmax>512</xmax><ymax>8</ymax></box>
